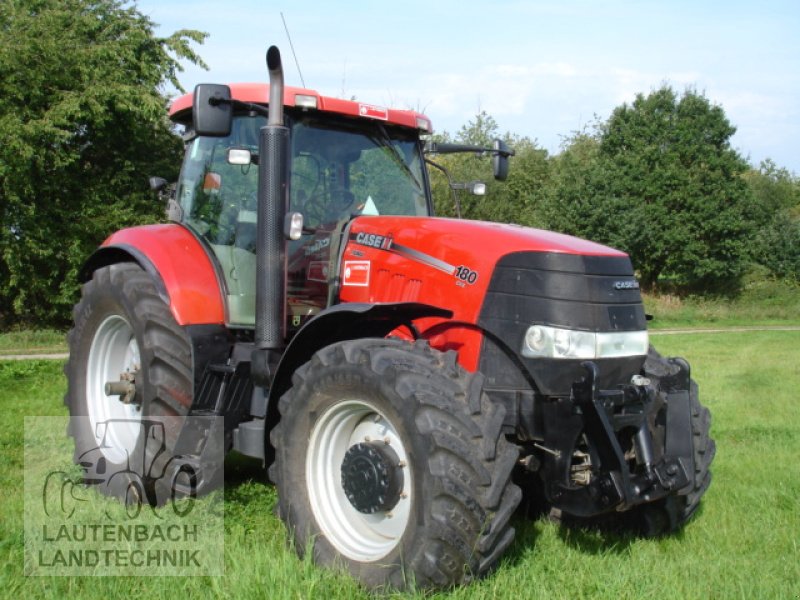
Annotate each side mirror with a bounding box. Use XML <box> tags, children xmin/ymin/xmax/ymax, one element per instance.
<box><xmin>149</xmin><ymin>176</ymin><xmax>174</xmax><ymax>210</ymax></box>
<box><xmin>193</xmin><ymin>84</ymin><xmax>232</xmax><ymax>137</ymax></box>
<box><xmin>492</xmin><ymin>139</ymin><xmax>511</xmax><ymax>181</ymax></box>
<box><xmin>470</xmin><ymin>181</ymin><xmax>487</xmax><ymax>196</ymax></box>
<box><xmin>149</xmin><ymin>176</ymin><xmax>168</xmax><ymax>192</ymax></box>
<box><xmin>451</xmin><ymin>181</ymin><xmax>486</xmax><ymax>196</ymax></box>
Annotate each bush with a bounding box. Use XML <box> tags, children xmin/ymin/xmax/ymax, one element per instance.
<box><xmin>753</xmin><ymin>212</ymin><xmax>800</xmax><ymax>282</ymax></box>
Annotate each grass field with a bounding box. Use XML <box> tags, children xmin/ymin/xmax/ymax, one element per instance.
<box><xmin>644</xmin><ymin>277</ymin><xmax>800</xmax><ymax>329</ymax></box>
<box><xmin>1</xmin><ymin>331</ymin><xmax>799</xmax><ymax>598</ymax></box>
<box><xmin>0</xmin><ymin>329</ymin><xmax>67</xmax><ymax>356</ymax></box>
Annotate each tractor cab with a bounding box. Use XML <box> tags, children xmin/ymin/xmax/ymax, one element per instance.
<box><xmin>169</xmin><ymin>87</ymin><xmax>431</xmax><ymax>331</ymax></box>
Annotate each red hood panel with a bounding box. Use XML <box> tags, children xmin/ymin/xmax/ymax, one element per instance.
<box><xmin>357</xmin><ymin>217</ymin><xmax>626</xmax><ymax>258</ymax></box>
<box><xmin>339</xmin><ymin>217</ymin><xmax>628</xmax><ymax>370</ymax></box>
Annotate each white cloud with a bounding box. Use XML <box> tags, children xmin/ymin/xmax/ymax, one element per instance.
<box><xmin>609</xmin><ymin>67</ymin><xmax>704</xmax><ymax>104</ymax></box>
<box><xmin>342</xmin><ymin>61</ymin><xmax>580</xmax><ymax>129</ymax></box>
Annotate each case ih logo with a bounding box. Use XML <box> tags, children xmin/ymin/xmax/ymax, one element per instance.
<box><xmin>614</xmin><ymin>280</ymin><xmax>640</xmax><ymax>290</ymax></box>
<box><xmin>354</xmin><ymin>232</ymin><xmax>393</xmax><ymax>250</ymax></box>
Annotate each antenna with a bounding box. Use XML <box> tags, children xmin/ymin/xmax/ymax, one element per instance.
<box><xmin>280</xmin><ymin>12</ymin><xmax>306</xmax><ymax>88</ymax></box>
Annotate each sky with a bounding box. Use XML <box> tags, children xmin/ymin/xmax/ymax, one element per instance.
<box><xmin>135</xmin><ymin>0</ymin><xmax>800</xmax><ymax>173</ymax></box>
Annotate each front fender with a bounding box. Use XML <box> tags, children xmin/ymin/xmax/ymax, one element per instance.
<box><xmin>262</xmin><ymin>301</ymin><xmax>453</xmax><ymax>410</ymax></box>
<box><xmin>79</xmin><ymin>224</ymin><xmax>225</xmax><ymax>326</ymax></box>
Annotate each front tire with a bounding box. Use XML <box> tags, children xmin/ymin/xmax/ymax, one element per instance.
<box><xmin>642</xmin><ymin>348</ymin><xmax>715</xmax><ymax>533</ymax></box>
<box><xmin>65</xmin><ymin>263</ymin><xmax>193</xmax><ymax>506</ymax></box>
<box><xmin>270</xmin><ymin>339</ymin><xmax>521</xmax><ymax>591</ymax></box>
<box><xmin>561</xmin><ymin>346</ymin><xmax>715</xmax><ymax>536</ymax></box>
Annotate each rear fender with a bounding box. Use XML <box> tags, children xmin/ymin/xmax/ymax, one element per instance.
<box><xmin>79</xmin><ymin>224</ymin><xmax>225</xmax><ymax>326</ymax></box>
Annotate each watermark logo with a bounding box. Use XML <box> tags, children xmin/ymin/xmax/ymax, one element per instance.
<box><xmin>24</xmin><ymin>416</ymin><xmax>224</xmax><ymax>576</ymax></box>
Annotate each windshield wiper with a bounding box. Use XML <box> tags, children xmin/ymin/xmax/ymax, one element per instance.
<box><xmin>370</xmin><ymin>123</ymin><xmax>424</xmax><ymax>194</ymax></box>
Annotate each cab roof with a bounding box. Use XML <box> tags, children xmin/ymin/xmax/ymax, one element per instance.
<box><xmin>169</xmin><ymin>83</ymin><xmax>432</xmax><ymax>133</ymax></box>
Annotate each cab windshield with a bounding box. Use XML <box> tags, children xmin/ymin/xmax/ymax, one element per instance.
<box><xmin>175</xmin><ymin>112</ymin><xmax>429</xmax><ymax>326</ymax></box>
<box><xmin>290</xmin><ymin>115</ymin><xmax>429</xmax><ymax>226</ymax></box>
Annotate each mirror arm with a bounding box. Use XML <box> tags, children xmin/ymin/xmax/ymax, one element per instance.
<box><xmin>425</xmin><ymin>141</ymin><xmax>515</xmax><ymax>158</ymax></box>
<box><xmin>425</xmin><ymin>158</ymin><xmax>462</xmax><ymax>219</ymax></box>
<box><xmin>211</xmin><ymin>97</ymin><xmax>270</xmax><ymax>119</ymax></box>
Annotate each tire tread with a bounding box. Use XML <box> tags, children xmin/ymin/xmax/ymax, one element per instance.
<box><xmin>271</xmin><ymin>338</ymin><xmax>521</xmax><ymax>590</ymax></box>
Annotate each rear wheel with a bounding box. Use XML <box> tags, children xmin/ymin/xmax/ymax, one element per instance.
<box><xmin>270</xmin><ymin>338</ymin><xmax>521</xmax><ymax>591</ymax></box>
<box><xmin>65</xmin><ymin>263</ymin><xmax>193</xmax><ymax>506</ymax></box>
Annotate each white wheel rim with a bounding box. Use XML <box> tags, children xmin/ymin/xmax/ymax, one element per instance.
<box><xmin>306</xmin><ymin>400</ymin><xmax>412</xmax><ymax>562</ymax></box>
<box><xmin>86</xmin><ymin>314</ymin><xmax>141</xmax><ymax>464</ymax></box>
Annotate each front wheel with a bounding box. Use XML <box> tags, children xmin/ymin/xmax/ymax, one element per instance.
<box><xmin>270</xmin><ymin>339</ymin><xmax>521</xmax><ymax>591</ymax></box>
<box><xmin>560</xmin><ymin>346</ymin><xmax>715</xmax><ymax>537</ymax></box>
<box><xmin>632</xmin><ymin>348</ymin><xmax>716</xmax><ymax>535</ymax></box>
<box><xmin>65</xmin><ymin>263</ymin><xmax>193</xmax><ymax>505</ymax></box>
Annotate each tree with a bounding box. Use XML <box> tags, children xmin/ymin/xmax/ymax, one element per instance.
<box><xmin>539</xmin><ymin>129</ymin><xmax>622</xmax><ymax>244</ymax></box>
<box><xmin>541</xmin><ymin>87</ymin><xmax>753</xmax><ymax>291</ymax></box>
<box><xmin>0</xmin><ymin>0</ymin><xmax>206</xmax><ymax>327</ymax></box>
<box><xmin>457</xmin><ymin>111</ymin><xmax>500</xmax><ymax>147</ymax></box>
<box><xmin>600</xmin><ymin>87</ymin><xmax>753</xmax><ymax>290</ymax></box>
<box><xmin>498</xmin><ymin>136</ymin><xmax>551</xmax><ymax>228</ymax></box>
<box><xmin>429</xmin><ymin>111</ymin><xmax>500</xmax><ymax>219</ymax></box>
<box><xmin>745</xmin><ymin>159</ymin><xmax>800</xmax><ymax>223</ymax></box>
<box><xmin>753</xmin><ymin>216</ymin><xmax>800</xmax><ymax>282</ymax></box>
<box><xmin>429</xmin><ymin>111</ymin><xmax>550</xmax><ymax>226</ymax></box>
<box><xmin>746</xmin><ymin>160</ymin><xmax>800</xmax><ymax>281</ymax></box>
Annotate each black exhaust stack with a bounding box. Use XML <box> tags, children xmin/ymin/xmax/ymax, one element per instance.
<box><xmin>252</xmin><ymin>46</ymin><xmax>289</xmax><ymax>386</ymax></box>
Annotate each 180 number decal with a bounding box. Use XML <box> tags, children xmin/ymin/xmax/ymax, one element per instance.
<box><xmin>455</xmin><ymin>266</ymin><xmax>478</xmax><ymax>285</ymax></box>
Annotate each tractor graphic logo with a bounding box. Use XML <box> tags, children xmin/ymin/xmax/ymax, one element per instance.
<box><xmin>43</xmin><ymin>418</ymin><xmax>198</xmax><ymax>520</ymax></box>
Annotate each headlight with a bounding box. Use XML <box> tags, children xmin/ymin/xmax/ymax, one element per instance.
<box><xmin>522</xmin><ymin>325</ymin><xmax>648</xmax><ymax>359</ymax></box>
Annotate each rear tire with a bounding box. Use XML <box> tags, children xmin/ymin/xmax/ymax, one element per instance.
<box><xmin>65</xmin><ymin>263</ymin><xmax>194</xmax><ymax>506</ymax></box>
<box><xmin>270</xmin><ymin>338</ymin><xmax>521</xmax><ymax>591</ymax></box>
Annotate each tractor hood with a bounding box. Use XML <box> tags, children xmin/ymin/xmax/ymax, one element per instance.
<box><xmin>339</xmin><ymin>215</ymin><xmax>630</xmax><ymax>324</ymax></box>
<box><xmin>338</xmin><ymin>215</ymin><xmax>644</xmax><ymax>379</ymax></box>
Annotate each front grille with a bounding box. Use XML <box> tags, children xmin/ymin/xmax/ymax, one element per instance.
<box><xmin>478</xmin><ymin>251</ymin><xmax>647</xmax><ymax>396</ymax></box>
<box><xmin>481</xmin><ymin>252</ymin><xmax>646</xmax><ymax>332</ymax></box>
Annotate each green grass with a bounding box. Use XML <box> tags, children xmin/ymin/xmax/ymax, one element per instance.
<box><xmin>0</xmin><ymin>329</ymin><xmax>67</xmax><ymax>356</ymax></box>
<box><xmin>2</xmin><ymin>332</ymin><xmax>799</xmax><ymax>598</ymax></box>
<box><xmin>644</xmin><ymin>276</ymin><xmax>800</xmax><ymax>329</ymax></box>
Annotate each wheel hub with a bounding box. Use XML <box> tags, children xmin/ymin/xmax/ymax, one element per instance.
<box><xmin>341</xmin><ymin>442</ymin><xmax>404</xmax><ymax>514</ymax></box>
<box><xmin>105</xmin><ymin>370</ymin><xmax>139</xmax><ymax>406</ymax></box>
<box><xmin>86</xmin><ymin>315</ymin><xmax>142</xmax><ymax>463</ymax></box>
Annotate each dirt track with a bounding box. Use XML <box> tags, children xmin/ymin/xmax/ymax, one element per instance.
<box><xmin>651</xmin><ymin>326</ymin><xmax>800</xmax><ymax>335</ymax></box>
<box><xmin>0</xmin><ymin>352</ymin><xmax>70</xmax><ymax>361</ymax></box>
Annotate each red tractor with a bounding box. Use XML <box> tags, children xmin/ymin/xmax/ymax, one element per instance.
<box><xmin>66</xmin><ymin>47</ymin><xmax>714</xmax><ymax>590</ymax></box>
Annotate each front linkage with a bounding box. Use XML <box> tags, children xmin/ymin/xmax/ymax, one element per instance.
<box><xmin>540</xmin><ymin>359</ymin><xmax>696</xmax><ymax>517</ymax></box>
